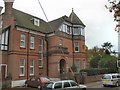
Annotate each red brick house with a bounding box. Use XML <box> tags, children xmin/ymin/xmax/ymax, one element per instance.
<box><xmin>0</xmin><ymin>0</ymin><xmax>87</xmax><ymax>87</ymax></box>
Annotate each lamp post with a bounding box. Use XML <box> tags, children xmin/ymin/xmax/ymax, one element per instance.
<box><xmin>106</xmin><ymin>0</ymin><xmax>120</xmax><ymax>72</ymax></box>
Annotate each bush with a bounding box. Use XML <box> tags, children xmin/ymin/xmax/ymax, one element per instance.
<box><xmin>80</xmin><ymin>68</ymin><xmax>118</xmax><ymax>76</ymax></box>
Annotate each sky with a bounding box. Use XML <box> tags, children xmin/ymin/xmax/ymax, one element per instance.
<box><xmin>0</xmin><ymin>0</ymin><xmax>119</xmax><ymax>50</ymax></box>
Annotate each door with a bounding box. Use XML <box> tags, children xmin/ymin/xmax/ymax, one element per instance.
<box><xmin>59</xmin><ymin>59</ymin><xmax>66</xmax><ymax>74</ymax></box>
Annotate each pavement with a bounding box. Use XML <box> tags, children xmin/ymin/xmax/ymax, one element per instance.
<box><xmin>85</xmin><ymin>81</ymin><xmax>102</xmax><ymax>88</ymax></box>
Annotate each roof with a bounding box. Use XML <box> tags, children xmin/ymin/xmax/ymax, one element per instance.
<box><xmin>13</xmin><ymin>9</ymin><xmax>50</xmax><ymax>33</ymax></box>
<box><xmin>49</xmin><ymin>10</ymin><xmax>85</xmax><ymax>32</ymax></box>
<box><xmin>12</xmin><ymin>9</ymin><xmax>85</xmax><ymax>33</ymax></box>
<box><xmin>68</xmin><ymin>9</ymin><xmax>85</xmax><ymax>27</ymax></box>
<box><xmin>48</xmin><ymin>15</ymin><xmax>68</xmax><ymax>32</ymax></box>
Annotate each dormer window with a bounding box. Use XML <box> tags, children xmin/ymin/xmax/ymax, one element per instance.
<box><xmin>33</xmin><ymin>18</ymin><xmax>40</xmax><ymax>26</ymax></box>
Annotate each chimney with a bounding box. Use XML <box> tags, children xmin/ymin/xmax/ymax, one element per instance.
<box><xmin>3</xmin><ymin>0</ymin><xmax>14</xmax><ymax>27</ymax></box>
<box><xmin>4</xmin><ymin>0</ymin><xmax>14</xmax><ymax>15</ymax></box>
<box><xmin>0</xmin><ymin>6</ymin><xmax>3</xmax><ymax>14</ymax></box>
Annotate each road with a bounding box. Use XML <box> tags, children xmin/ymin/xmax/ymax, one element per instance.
<box><xmin>2</xmin><ymin>81</ymin><xmax>120</xmax><ymax>90</ymax></box>
<box><xmin>85</xmin><ymin>81</ymin><xmax>120</xmax><ymax>90</ymax></box>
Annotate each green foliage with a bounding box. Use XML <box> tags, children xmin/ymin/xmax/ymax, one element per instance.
<box><xmin>98</xmin><ymin>55</ymin><xmax>117</xmax><ymax>69</ymax></box>
<box><xmin>80</xmin><ymin>68</ymin><xmax>118</xmax><ymax>76</ymax></box>
<box><xmin>89</xmin><ymin>55</ymin><xmax>101</xmax><ymax>68</ymax></box>
<box><xmin>87</xmin><ymin>42</ymin><xmax>118</xmax><ymax>75</ymax></box>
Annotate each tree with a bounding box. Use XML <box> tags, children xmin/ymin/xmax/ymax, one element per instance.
<box><xmin>101</xmin><ymin>42</ymin><xmax>113</xmax><ymax>55</ymax></box>
<box><xmin>89</xmin><ymin>55</ymin><xmax>101</xmax><ymax>68</ymax></box>
<box><xmin>98</xmin><ymin>55</ymin><xmax>117</xmax><ymax>71</ymax></box>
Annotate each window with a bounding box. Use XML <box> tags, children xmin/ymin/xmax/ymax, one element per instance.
<box><xmin>73</xmin><ymin>27</ymin><xmax>79</xmax><ymax>35</ymax></box>
<box><xmin>70</xmin><ymin>81</ymin><xmax>78</xmax><ymax>87</ymax></box>
<box><xmin>1</xmin><ymin>29</ymin><xmax>9</xmax><ymax>50</ymax></box>
<box><xmin>30</xmin><ymin>59</ymin><xmax>34</xmax><ymax>76</ymax></box>
<box><xmin>63</xmin><ymin>82</ymin><xmax>70</xmax><ymax>88</ymax></box>
<box><xmin>30</xmin><ymin>36</ymin><xmax>34</xmax><ymax>49</ymax></box>
<box><xmin>67</xmin><ymin>26</ymin><xmax>72</xmax><ymax>34</ymax></box>
<box><xmin>38</xmin><ymin>39</ymin><xmax>43</xmax><ymax>67</ymax></box>
<box><xmin>20</xmin><ymin>34</ymin><xmax>25</xmax><ymax>48</ymax></box>
<box><xmin>20</xmin><ymin>59</ymin><xmax>25</xmax><ymax>76</ymax></box>
<box><xmin>59</xmin><ymin>39</ymin><xmax>63</xmax><ymax>46</ymax></box>
<box><xmin>81</xmin><ymin>28</ymin><xmax>85</xmax><ymax>36</ymax></box>
<box><xmin>63</xmin><ymin>24</ymin><xmax>66</xmax><ymax>32</ymax></box>
<box><xmin>75</xmin><ymin>60</ymin><xmax>80</xmax><ymax>73</ymax></box>
<box><xmin>74</xmin><ymin>42</ymin><xmax>79</xmax><ymax>52</ymax></box>
<box><xmin>33</xmin><ymin>18</ymin><xmax>40</xmax><ymax>26</ymax></box>
<box><xmin>54</xmin><ymin>83</ymin><xmax>62</xmax><ymax>89</ymax></box>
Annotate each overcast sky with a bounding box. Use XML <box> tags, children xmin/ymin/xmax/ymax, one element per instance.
<box><xmin>0</xmin><ymin>0</ymin><xmax>118</xmax><ymax>50</ymax></box>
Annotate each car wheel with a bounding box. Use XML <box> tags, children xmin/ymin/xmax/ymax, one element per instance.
<box><xmin>103</xmin><ymin>84</ymin><xmax>106</xmax><ymax>87</ymax></box>
<box><xmin>116</xmin><ymin>82</ymin><xmax>119</xmax><ymax>87</ymax></box>
<box><xmin>25</xmin><ymin>83</ymin><xmax>28</xmax><ymax>87</ymax></box>
<box><xmin>38</xmin><ymin>85</ymin><xmax>41</xmax><ymax>89</ymax></box>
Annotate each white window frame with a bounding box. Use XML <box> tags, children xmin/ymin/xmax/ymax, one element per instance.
<box><xmin>30</xmin><ymin>36</ymin><xmax>34</xmax><ymax>49</ymax></box>
<box><xmin>20</xmin><ymin>34</ymin><xmax>25</xmax><ymax>48</ymax></box>
<box><xmin>38</xmin><ymin>39</ymin><xmax>43</xmax><ymax>68</ymax></box>
<box><xmin>1</xmin><ymin>29</ymin><xmax>9</xmax><ymax>50</ymax></box>
<box><xmin>73</xmin><ymin>27</ymin><xmax>81</xmax><ymax>35</ymax></box>
<box><xmin>74</xmin><ymin>42</ymin><xmax>79</xmax><ymax>52</ymax></box>
<box><xmin>34</xmin><ymin>18</ymin><xmax>40</xmax><ymax>26</ymax></box>
<box><xmin>19</xmin><ymin>59</ymin><xmax>25</xmax><ymax>76</ymax></box>
<box><xmin>81</xmin><ymin>28</ymin><xmax>85</xmax><ymax>36</ymax></box>
<box><xmin>30</xmin><ymin>59</ymin><xmax>34</xmax><ymax>76</ymax></box>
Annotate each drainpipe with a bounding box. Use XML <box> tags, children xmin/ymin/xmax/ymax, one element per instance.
<box><xmin>45</xmin><ymin>34</ymin><xmax>49</xmax><ymax>76</ymax></box>
<box><xmin>72</xmin><ymin>24</ymin><xmax>75</xmax><ymax>66</ymax></box>
<box><xmin>27</xmin><ymin>31</ymin><xmax>30</xmax><ymax>79</ymax></box>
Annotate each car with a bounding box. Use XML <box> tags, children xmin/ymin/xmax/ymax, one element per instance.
<box><xmin>42</xmin><ymin>80</ymin><xmax>87</xmax><ymax>90</ymax></box>
<box><xmin>25</xmin><ymin>76</ymin><xmax>50</xmax><ymax>89</ymax></box>
<box><xmin>102</xmin><ymin>73</ymin><xmax>120</xmax><ymax>87</ymax></box>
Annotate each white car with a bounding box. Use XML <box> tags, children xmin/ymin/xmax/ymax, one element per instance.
<box><xmin>43</xmin><ymin>80</ymin><xmax>87</xmax><ymax>90</ymax></box>
<box><xmin>102</xmin><ymin>73</ymin><xmax>120</xmax><ymax>87</ymax></box>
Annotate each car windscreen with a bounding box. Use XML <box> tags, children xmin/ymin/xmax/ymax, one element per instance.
<box><xmin>102</xmin><ymin>75</ymin><xmax>111</xmax><ymax>79</ymax></box>
<box><xmin>43</xmin><ymin>82</ymin><xmax>53</xmax><ymax>89</ymax></box>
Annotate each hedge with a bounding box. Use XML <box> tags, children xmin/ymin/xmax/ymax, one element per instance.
<box><xmin>80</xmin><ymin>68</ymin><xmax>118</xmax><ymax>76</ymax></box>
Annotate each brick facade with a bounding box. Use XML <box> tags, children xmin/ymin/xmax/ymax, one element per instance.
<box><xmin>0</xmin><ymin>0</ymin><xmax>87</xmax><ymax>87</ymax></box>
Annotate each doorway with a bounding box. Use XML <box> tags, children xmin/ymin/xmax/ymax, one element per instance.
<box><xmin>59</xmin><ymin>59</ymin><xmax>66</xmax><ymax>74</ymax></box>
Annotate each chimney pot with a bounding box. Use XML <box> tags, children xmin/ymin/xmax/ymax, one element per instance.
<box><xmin>3</xmin><ymin>0</ymin><xmax>14</xmax><ymax>2</ymax></box>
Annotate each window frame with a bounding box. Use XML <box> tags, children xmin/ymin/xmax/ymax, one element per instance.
<box><xmin>38</xmin><ymin>39</ymin><xmax>43</xmax><ymax>68</ymax></box>
<box><xmin>19</xmin><ymin>59</ymin><xmax>25</xmax><ymax>76</ymax></box>
<box><xmin>1</xmin><ymin>29</ymin><xmax>9</xmax><ymax>50</ymax></box>
<box><xmin>20</xmin><ymin>34</ymin><xmax>25</xmax><ymax>48</ymax></box>
<box><xmin>30</xmin><ymin>36</ymin><xmax>34</xmax><ymax>49</ymax></box>
<box><xmin>34</xmin><ymin>18</ymin><xmax>40</xmax><ymax>26</ymax></box>
<box><xmin>74</xmin><ymin>42</ymin><xmax>79</xmax><ymax>52</ymax></box>
<box><xmin>30</xmin><ymin>59</ymin><xmax>34</xmax><ymax>76</ymax></box>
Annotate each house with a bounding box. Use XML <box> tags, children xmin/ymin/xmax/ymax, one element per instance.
<box><xmin>0</xmin><ymin>0</ymin><xmax>87</xmax><ymax>87</ymax></box>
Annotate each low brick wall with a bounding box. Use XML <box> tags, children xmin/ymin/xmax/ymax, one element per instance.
<box><xmin>84</xmin><ymin>75</ymin><xmax>102</xmax><ymax>84</ymax></box>
<box><xmin>74</xmin><ymin>74</ymin><xmax>103</xmax><ymax>84</ymax></box>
